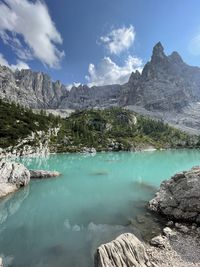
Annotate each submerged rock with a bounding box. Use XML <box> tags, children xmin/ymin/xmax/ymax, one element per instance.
<box><xmin>0</xmin><ymin>160</ymin><xmax>30</xmax><ymax>198</ymax></box>
<box><xmin>148</xmin><ymin>166</ymin><xmax>200</xmax><ymax>223</ymax></box>
<box><xmin>94</xmin><ymin>233</ymin><xmax>157</xmax><ymax>267</ymax></box>
<box><xmin>29</xmin><ymin>169</ymin><xmax>61</xmax><ymax>179</ymax></box>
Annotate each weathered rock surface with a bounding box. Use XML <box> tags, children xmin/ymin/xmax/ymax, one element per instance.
<box><xmin>94</xmin><ymin>233</ymin><xmax>157</xmax><ymax>267</ymax></box>
<box><xmin>0</xmin><ymin>160</ymin><xmax>30</xmax><ymax>198</ymax></box>
<box><xmin>59</xmin><ymin>84</ymin><xmax>121</xmax><ymax>109</ymax></box>
<box><xmin>121</xmin><ymin>42</ymin><xmax>200</xmax><ymax>111</ymax></box>
<box><xmin>0</xmin><ymin>128</ymin><xmax>60</xmax><ymax>158</ymax></box>
<box><xmin>0</xmin><ymin>66</ymin><xmax>68</xmax><ymax>108</ymax></box>
<box><xmin>0</xmin><ymin>65</ymin><xmax>120</xmax><ymax>109</ymax></box>
<box><xmin>30</xmin><ymin>169</ymin><xmax>61</xmax><ymax>179</ymax></box>
<box><xmin>0</xmin><ymin>159</ymin><xmax>61</xmax><ymax>198</ymax></box>
<box><xmin>2</xmin><ymin>42</ymin><xmax>200</xmax><ymax>133</ymax></box>
<box><xmin>122</xmin><ymin>42</ymin><xmax>200</xmax><ymax>133</ymax></box>
<box><xmin>149</xmin><ymin>166</ymin><xmax>200</xmax><ymax>223</ymax></box>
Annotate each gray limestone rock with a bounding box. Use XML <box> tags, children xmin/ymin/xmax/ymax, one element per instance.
<box><xmin>0</xmin><ymin>66</ymin><xmax>68</xmax><ymax>108</ymax></box>
<box><xmin>149</xmin><ymin>166</ymin><xmax>200</xmax><ymax>223</ymax></box>
<box><xmin>0</xmin><ymin>160</ymin><xmax>30</xmax><ymax>198</ymax></box>
<box><xmin>94</xmin><ymin>233</ymin><xmax>157</xmax><ymax>267</ymax></box>
<box><xmin>2</xmin><ymin>42</ymin><xmax>200</xmax><ymax>133</ymax></box>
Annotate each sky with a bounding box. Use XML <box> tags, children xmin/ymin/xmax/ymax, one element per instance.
<box><xmin>0</xmin><ymin>0</ymin><xmax>200</xmax><ymax>87</ymax></box>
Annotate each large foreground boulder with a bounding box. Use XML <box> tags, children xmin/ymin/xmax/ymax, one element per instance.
<box><xmin>0</xmin><ymin>160</ymin><xmax>30</xmax><ymax>198</ymax></box>
<box><xmin>94</xmin><ymin>233</ymin><xmax>157</xmax><ymax>267</ymax></box>
<box><xmin>149</xmin><ymin>166</ymin><xmax>200</xmax><ymax>223</ymax></box>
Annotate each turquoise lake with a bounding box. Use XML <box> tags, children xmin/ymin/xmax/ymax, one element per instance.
<box><xmin>0</xmin><ymin>149</ymin><xmax>200</xmax><ymax>267</ymax></box>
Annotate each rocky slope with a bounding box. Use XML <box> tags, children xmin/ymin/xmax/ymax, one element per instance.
<box><xmin>1</xmin><ymin>100</ymin><xmax>196</xmax><ymax>156</ymax></box>
<box><xmin>0</xmin><ymin>65</ymin><xmax>120</xmax><ymax>109</ymax></box>
<box><xmin>59</xmin><ymin>84</ymin><xmax>121</xmax><ymax>109</ymax></box>
<box><xmin>121</xmin><ymin>42</ymin><xmax>200</xmax><ymax>133</ymax></box>
<box><xmin>121</xmin><ymin>42</ymin><xmax>200</xmax><ymax>110</ymax></box>
<box><xmin>0</xmin><ymin>66</ymin><xmax>68</xmax><ymax>108</ymax></box>
<box><xmin>1</xmin><ymin>42</ymin><xmax>200</xmax><ymax>132</ymax></box>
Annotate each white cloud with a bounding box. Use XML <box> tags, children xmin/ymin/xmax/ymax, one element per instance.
<box><xmin>0</xmin><ymin>0</ymin><xmax>64</xmax><ymax>68</ymax></box>
<box><xmin>0</xmin><ymin>53</ymin><xmax>29</xmax><ymax>71</ymax></box>
<box><xmin>100</xmin><ymin>25</ymin><xmax>135</xmax><ymax>55</ymax></box>
<box><xmin>85</xmin><ymin>55</ymin><xmax>143</xmax><ymax>86</ymax></box>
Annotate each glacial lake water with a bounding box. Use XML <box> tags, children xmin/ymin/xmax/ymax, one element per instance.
<box><xmin>0</xmin><ymin>149</ymin><xmax>200</xmax><ymax>267</ymax></box>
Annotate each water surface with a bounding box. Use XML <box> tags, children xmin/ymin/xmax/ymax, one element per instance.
<box><xmin>0</xmin><ymin>150</ymin><xmax>200</xmax><ymax>267</ymax></box>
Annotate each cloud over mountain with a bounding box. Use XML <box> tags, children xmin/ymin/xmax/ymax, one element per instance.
<box><xmin>0</xmin><ymin>53</ymin><xmax>29</xmax><ymax>71</ymax></box>
<box><xmin>100</xmin><ymin>25</ymin><xmax>135</xmax><ymax>55</ymax></box>
<box><xmin>86</xmin><ymin>56</ymin><xmax>142</xmax><ymax>86</ymax></box>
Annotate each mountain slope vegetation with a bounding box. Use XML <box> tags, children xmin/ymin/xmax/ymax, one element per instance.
<box><xmin>0</xmin><ymin>99</ymin><xmax>198</xmax><ymax>154</ymax></box>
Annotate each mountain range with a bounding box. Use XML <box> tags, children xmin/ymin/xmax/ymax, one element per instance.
<box><xmin>1</xmin><ymin>42</ymin><xmax>200</xmax><ymax>134</ymax></box>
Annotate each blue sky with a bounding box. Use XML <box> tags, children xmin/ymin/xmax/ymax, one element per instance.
<box><xmin>0</xmin><ymin>0</ymin><xmax>200</xmax><ymax>86</ymax></box>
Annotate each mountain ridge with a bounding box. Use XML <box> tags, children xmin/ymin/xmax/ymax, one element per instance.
<box><xmin>1</xmin><ymin>42</ymin><xmax>200</xmax><ymax>133</ymax></box>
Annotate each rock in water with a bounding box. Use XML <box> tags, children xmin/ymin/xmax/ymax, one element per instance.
<box><xmin>0</xmin><ymin>160</ymin><xmax>30</xmax><ymax>198</ymax></box>
<box><xmin>29</xmin><ymin>169</ymin><xmax>61</xmax><ymax>179</ymax></box>
<box><xmin>148</xmin><ymin>166</ymin><xmax>200</xmax><ymax>223</ymax></box>
<box><xmin>94</xmin><ymin>233</ymin><xmax>157</xmax><ymax>267</ymax></box>
<box><xmin>0</xmin><ymin>160</ymin><xmax>30</xmax><ymax>186</ymax></box>
<box><xmin>0</xmin><ymin>257</ymin><xmax>3</xmax><ymax>267</ymax></box>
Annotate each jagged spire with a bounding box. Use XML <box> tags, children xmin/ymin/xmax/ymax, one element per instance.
<box><xmin>151</xmin><ymin>42</ymin><xmax>166</xmax><ymax>62</ymax></box>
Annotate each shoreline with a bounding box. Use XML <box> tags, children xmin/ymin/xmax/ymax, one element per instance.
<box><xmin>2</xmin><ymin>146</ymin><xmax>200</xmax><ymax>160</ymax></box>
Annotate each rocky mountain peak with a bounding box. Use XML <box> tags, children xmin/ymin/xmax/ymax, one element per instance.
<box><xmin>128</xmin><ymin>70</ymin><xmax>141</xmax><ymax>84</ymax></box>
<box><xmin>151</xmin><ymin>42</ymin><xmax>166</xmax><ymax>62</ymax></box>
<box><xmin>169</xmin><ymin>51</ymin><xmax>184</xmax><ymax>64</ymax></box>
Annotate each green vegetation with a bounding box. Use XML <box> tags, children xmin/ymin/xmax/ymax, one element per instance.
<box><xmin>53</xmin><ymin>108</ymin><xmax>196</xmax><ymax>152</ymax></box>
<box><xmin>0</xmin><ymin>99</ymin><xmax>60</xmax><ymax>148</ymax></box>
<box><xmin>0</xmin><ymin>100</ymin><xmax>197</xmax><ymax>153</ymax></box>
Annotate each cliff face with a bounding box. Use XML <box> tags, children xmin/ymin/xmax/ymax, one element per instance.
<box><xmin>0</xmin><ymin>66</ymin><xmax>121</xmax><ymax>109</ymax></box>
<box><xmin>120</xmin><ymin>42</ymin><xmax>200</xmax><ymax>112</ymax></box>
<box><xmin>1</xmin><ymin>42</ymin><xmax>200</xmax><ymax>133</ymax></box>
<box><xmin>59</xmin><ymin>84</ymin><xmax>121</xmax><ymax>109</ymax></box>
<box><xmin>0</xmin><ymin>66</ymin><xmax>68</xmax><ymax>108</ymax></box>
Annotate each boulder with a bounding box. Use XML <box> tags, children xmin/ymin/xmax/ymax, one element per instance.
<box><xmin>29</xmin><ymin>169</ymin><xmax>61</xmax><ymax>179</ymax></box>
<box><xmin>0</xmin><ymin>257</ymin><xmax>3</xmax><ymax>267</ymax></box>
<box><xmin>0</xmin><ymin>160</ymin><xmax>30</xmax><ymax>198</ymax></box>
<box><xmin>94</xmin><ymin>233</ymin><xmax>157</xmax><ymax>267</ymax></box>
<box><xmin>149</xmin><ymin>166</ymin><xmax>200</xmax><ymax>223</ymax></box>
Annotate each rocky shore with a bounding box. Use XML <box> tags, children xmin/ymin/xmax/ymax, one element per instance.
<box><xmin>95</xmin><ymin>166</ymin><xmax>200</xmax><ymax>267</ymax></box>
<box><xmin>0</xmin><ymin>160</ymin><xmax>61</xmax><ymax>198</ymax></box>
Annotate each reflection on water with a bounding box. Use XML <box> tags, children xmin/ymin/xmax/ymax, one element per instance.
<box><xmin>0</xmin><ymin>186</ymin><xmax>29</xmax><ymax>224</ymax></box>
<box><xmin>0</xmin><ymin>150</ymin><xmax>200</xmax><ymax>267</ymax></box>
